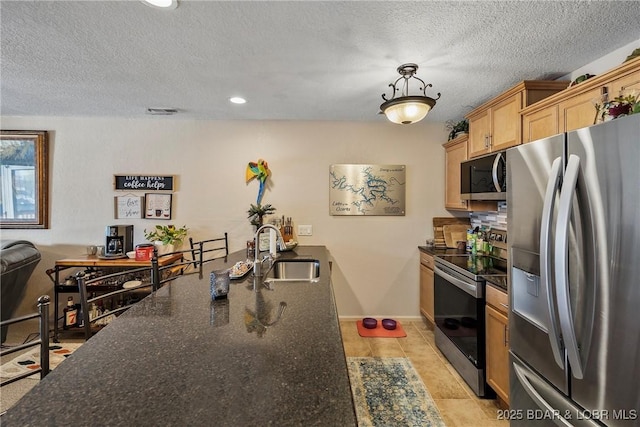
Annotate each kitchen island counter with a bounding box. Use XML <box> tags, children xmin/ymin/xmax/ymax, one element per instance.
<box><xmin>3</xmin><ymin>246</ymin><xmax>357</xmax><ymax>426</ymax></box>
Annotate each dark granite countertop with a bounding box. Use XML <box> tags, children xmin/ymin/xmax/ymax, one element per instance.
<box><xmin>419</xmin><ymin>246</ymin><xmax>509</xmax><ymax>292</ymax></box>
<box><xmin>3</xmin><ymin>246</ymin><xmax>357</xmax><ymax>426</ymax></box>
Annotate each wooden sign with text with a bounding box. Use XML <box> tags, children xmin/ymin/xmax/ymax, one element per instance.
<box><xmin>114</xmin><ymin>175</ymin><xmax>174</xmax><ymax>191</ymax></box>
<box><xmin>114</xmin><ymin>195</ymin><xmax>143</xmax><ymax>219</ymax></box>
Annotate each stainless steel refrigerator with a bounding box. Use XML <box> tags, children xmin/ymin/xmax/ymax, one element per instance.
<box><xmin>507</xmin><ymin>113</ymin><xmax>640</xmax><ymax>426</ymax></box>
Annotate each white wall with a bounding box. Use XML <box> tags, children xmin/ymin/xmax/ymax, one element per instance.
<box><xmin>1</xmin><ymin>116</ymin><xmax>451</xmax><ymax>319</ymax></box>
<box><xmin>561</xmin><ymin>38</ymin><xmax>640</xmax><ymax>81</ymax></box>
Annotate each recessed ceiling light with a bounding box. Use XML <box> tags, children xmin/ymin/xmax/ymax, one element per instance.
<box><xmin>141</xmin><ymin>0</ymin><xmax>179</xmax><ymax>10</ymax></box>
<box><xmin>229</xmin><ymin>97</ymin><xmax>247</xmax><ymax>104</ymax></box>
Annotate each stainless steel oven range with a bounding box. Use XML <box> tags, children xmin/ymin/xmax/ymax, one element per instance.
<box><xmin>434</xmin><ymin>254</ymin><xmax>506</xmax><ymax>397</ymax></box>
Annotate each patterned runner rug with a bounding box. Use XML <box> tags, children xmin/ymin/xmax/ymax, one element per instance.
<box><xmin>347</xmin><ymin>357</ymin><xmax>446</xmax><ymax>427</ymax></box>
<box><xmin>0</xmin><ymin>343</ymin><xmax>82</xmax><ymax>380</ymax></box>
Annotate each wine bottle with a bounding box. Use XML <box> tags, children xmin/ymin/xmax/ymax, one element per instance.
<box><xmin>63</xmin><ymin>296</ymin><xmax>78</xmax><ymax>329</ymax></box>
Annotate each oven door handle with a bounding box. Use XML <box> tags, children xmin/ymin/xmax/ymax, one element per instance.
<box><xmin>435</xmin><ymin>265</ymin><xmax>479</xmax><ymax>297</ymax></box>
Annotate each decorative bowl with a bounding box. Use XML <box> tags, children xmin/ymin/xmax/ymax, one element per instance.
<box><xmin>381</xmin><ymin>318</ymin><xmax>397</xmax><ymax>330</ymax></box>
<box><xmin>280</xmin><ymin>241</ymin><xmax>298</xmax><ymax>252</ymax></box>
<box><xmin>362</xmin><ymin>317</ymin><xmax>377</xmax><ymax>329</ymax></box>
<box><xmin>126</xmin><ymin>251</ymin><xmax>136</xmax><ymax>259</ymax></box>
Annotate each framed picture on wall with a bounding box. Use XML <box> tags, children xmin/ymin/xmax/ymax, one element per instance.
<box><xmin>114</xmin><ymin>195</ymin><xmax>143</xmax><ymax>219</ymax></box>
<box><xmin>144</xmin><ymin>193</ymin><xmax>172</xmax><ymax>219</ymax></box>
<box><xmin>0</xmin><ymin>130</ymin><xmax>49</xmax><ymax>229</ymax></box>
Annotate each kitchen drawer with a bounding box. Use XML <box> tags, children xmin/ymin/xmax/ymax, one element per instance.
<box><xmin>486</xmin><ymin>284</ymin><xmax>508</xmax><ymax>315</ymax></box>
<box><xmin>419</xmin><ymin>252</ymin><xmax>434</xmax><ymax>269</ymax></box>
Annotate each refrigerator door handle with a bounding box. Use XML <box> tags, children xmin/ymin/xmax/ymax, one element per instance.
<box><xmin>540</xmin><ymin>156</ymin><xmax>564</xmax><ymax>368</ymax></box>
<box><xmin>492</xmin><ymin>152</ymin><xmax>504</xmax><ymax>192</ymax></box>
<box><xmin>554</xmin><ymin>154</ymin><xmax>584</xmax><ymax>379</ymax></box>
<box><xmin>513</xmin><ymin>362</ymin><xmax>574</xmax><ymax>427</ymax></box>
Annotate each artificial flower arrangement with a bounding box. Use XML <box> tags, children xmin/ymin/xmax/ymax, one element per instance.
<box><xmin>246</xmin><ymin>159</ymin><xmax>276</xmax><ymax>228</ymax></box>
<box><xmin>144</xmin><ymin>224</ymin><xmax>188</xmax><ymax>246</ymax></box>
<box><xmin>595</xmin><ymin>92</ymin><xmax>640</xmax><ymax>122</ymax></box>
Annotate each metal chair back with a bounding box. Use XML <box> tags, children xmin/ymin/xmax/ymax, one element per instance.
<box><xmin>0</xmin><ymin>295</ymin><xmax>50</xmax><ymax>387</ymax></box>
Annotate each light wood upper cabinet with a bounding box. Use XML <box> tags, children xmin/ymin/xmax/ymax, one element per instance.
<box><xmin>466</xmin><ymin>81</ymin><xmax>568</xmax><ymax>158</ymax></box>
<box><xmin>443</xmin><ymin>135</ymin><xmax>469</xmax><ymax>211</ymax></box>
<box><xmin>610</xmin><ymin>69</ymin><xmax>640</xmax><ymax>95</ymax></box>
<box><xmin>522</xmin><ymin>57</ymin><xmax>640</xmax><ymax>141</ymax></box>
<box><xmin>468</xmin><ymin>109</ymin><xmax>492</xmax><ymax>158</ymax></box>
<box><xmin>491</xmin><ymin>93</ymin><xmax>521</xmax><ymax>152</ymax></box>
<box><xmin>522</xmin><ymin>104</ymin><xmax>559</xmax><ymax>143</ymax></box>
<box><xmin>469</xmin><ymin>93</ymin><xmax>522</xmax><ymax>158</ymax></box>
<box><xmin>559</xmin><ymin>86</ymin><xmax>605</xmax><ymax>132</ymax></box>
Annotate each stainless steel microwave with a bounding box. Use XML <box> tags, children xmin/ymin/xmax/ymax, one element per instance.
<box><xmin>460</xmin><ymin>151</ymin><xmax>506</xmax><ymax>200</ymax></box>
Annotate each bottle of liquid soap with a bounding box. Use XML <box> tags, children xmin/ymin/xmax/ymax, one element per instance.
<box><xmin>476</xmin><ymin>231</ymin><xmax>484</xmax><ymax>254</ymax></box>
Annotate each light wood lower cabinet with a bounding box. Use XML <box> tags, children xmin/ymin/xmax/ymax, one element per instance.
<box><xmin>419</xmin><ymin>251</ymin><xmax>434</xmax><ymax>324</ymax></box>
<box><xmin>486</xmin><ymin>285</ymin><xmax>509</xmax><ymax>404</ymax></box>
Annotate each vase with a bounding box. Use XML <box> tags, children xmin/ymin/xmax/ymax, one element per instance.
<box><xmin>154</xmin><ymin>242</ymin><xmax>176</xmax><ymax>255</ymax></box>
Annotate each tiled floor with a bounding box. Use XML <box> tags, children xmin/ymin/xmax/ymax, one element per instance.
<box><xmin>340</xmin><ymin>319</ymin><xmax>509</xmax><ymax>427</ymax></box>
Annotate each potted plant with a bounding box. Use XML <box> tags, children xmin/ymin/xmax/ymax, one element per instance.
<box><xmin>144</xmin><ymin>224</ymin><xmax>188</xmax><ymax>254</ymax></box>
<box><xmin>247</xmin><ymin>204</ymin><xmax>276</xmax><ymax>228</ymax></box>
<box><xmin>446</xmin><ymin>119</ymin><xmax>469</xmax><ymax>141</ymax></box>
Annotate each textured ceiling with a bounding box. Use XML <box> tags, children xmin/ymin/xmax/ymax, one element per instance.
<box><xmin>2</xmin><ymin>1</ymin><xmax>640</xmax><ymax>125</ymax></box>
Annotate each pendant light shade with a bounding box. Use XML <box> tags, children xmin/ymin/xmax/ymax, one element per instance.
<box><xmin>380</xmin><ymin>64</ymin><xmax>440</xmax><ymax>125</ymax></box>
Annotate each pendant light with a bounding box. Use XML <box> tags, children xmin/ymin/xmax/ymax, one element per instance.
<box><xmin>380</xmin><ymin>63</ymin><xmax>440</xmax><ymax>125</ymax></box>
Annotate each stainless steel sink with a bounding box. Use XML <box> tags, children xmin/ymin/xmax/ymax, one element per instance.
<box><xmin>263</xmin><ymin>258</ymin><xmax>320</xmax><ymax>283</ymax></box>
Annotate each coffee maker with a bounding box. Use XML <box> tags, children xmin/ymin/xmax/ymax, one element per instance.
<box><xmin>105</xmin><ymin>225</ymin><xmax>133</xmax><ymax>256</ymax></box>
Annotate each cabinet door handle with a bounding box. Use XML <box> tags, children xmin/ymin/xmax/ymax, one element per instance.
<box><xmin>504</xmin><ymin>324</ymin><xmax>508</xmax><ymax>347</ymax></box>
<box><xmin>499</xmin><ymin>302</ymin><xmax>509</xmax><ymax>310</ymax></box>
<box><xmin>484</xmin><ymin>135</ymin><xmax>489</xmax><ymax>148</ymax></box>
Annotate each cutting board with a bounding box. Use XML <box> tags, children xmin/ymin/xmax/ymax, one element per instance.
<box><xmin>443</xmin><ymin>224</ymin><xmax>469</xmax><ymax>248</ymax></box>
<box><xmin>432</xmin><ymin>217</ymin><xmax>470</xmax><ymax>248</ymax></box>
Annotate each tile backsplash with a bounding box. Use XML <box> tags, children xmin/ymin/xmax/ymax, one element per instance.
<box><xmin>470</xmin><ymin>201</ymin><xmax>507</xmax><ymax>230</ymax></box>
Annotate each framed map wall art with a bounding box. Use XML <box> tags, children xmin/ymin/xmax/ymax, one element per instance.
<box><xmin>329</xmin><ymin>164</ymin><xmax>405</xmax><ymax>216</ymax></box>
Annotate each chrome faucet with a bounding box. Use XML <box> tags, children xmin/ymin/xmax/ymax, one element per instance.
<box><xmin>253</xmin><ymin>224</ymin><xmax>286</xmax><ymax>277</ymax></box>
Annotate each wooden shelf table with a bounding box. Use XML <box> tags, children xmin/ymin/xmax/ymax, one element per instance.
<box><xmin>49</xmin><ymin>253</ymin><xmax>183</xmax><ymax>341</ymax></box>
